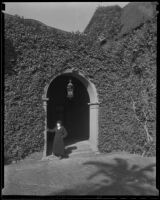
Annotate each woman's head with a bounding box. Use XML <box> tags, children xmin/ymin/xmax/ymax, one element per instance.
<box><xmin>56</xmin><ymin>120</ymin><xmax>62</xmax><ymax>127</ymax></box>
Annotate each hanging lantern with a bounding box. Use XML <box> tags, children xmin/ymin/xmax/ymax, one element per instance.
<box><xmin>67</xmin><ymin>79</ymin><xmax>74</xmax><ymax>99</ymax></box>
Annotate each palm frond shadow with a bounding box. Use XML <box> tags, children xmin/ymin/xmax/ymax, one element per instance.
<box><xmin>50</xmin><ymin>158</ymin><xmax>158</xmax><ymax>195</ymax></box>
<box><xmin>83</xmin><ymin>158</ymin><xmax>157</xmax><ymax>195</ymax></box>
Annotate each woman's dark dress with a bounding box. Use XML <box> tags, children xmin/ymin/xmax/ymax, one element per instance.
<box><xmin>52</xmin><ymin>126</ymin><xmax>68</xmax><ymax>156</ymax></box>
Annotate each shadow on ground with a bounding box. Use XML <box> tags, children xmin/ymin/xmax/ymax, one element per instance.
<box><xmin>63</xmin><ymin>146</ymin><xmax>77</xmax><ymax>158</ymax></box>
<box><xmin>51</xmin><ymin>158</ymin><xmax>158</xmax><ymax>195</ymax></box>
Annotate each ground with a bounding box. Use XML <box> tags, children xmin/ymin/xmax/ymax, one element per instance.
<box><xmin>2</xmin><ymin>141</ymin><xmax>158</xmax><ymax>196</ymax></box>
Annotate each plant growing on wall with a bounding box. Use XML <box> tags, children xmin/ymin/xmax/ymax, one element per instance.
<box><xmin>131</xmin><ymin>95</ymin><xmax>153</xmax><ymax>143</ymax></box>
<box><xmin>4</xmin><ymin>10</ymin><xmax>156</xmax><ymax>162</ymax></box>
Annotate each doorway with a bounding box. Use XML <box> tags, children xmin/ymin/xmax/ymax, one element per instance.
<box><xmin>43</xmin><ymin>70</ymin><xmax>99</xmax><ymax>157</ymax></box>
<box><xmin>46</xmin><ymin>75</ymin><xmax>89</xmax><ymax>155</ymax></box>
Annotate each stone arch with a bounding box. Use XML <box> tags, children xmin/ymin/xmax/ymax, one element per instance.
<box><xmin>42</xmin><ymin>69</ymin><xmax>99</xmax><ymax>158</ymax></box>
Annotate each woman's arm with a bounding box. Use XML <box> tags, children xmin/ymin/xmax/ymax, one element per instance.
<box><xmin>47</xmin><ymin>128</ymin><xmax>55</xmax><ymax>132</ymax></box>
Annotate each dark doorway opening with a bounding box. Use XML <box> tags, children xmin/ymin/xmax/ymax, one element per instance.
<box><xmin>47</xmin><ymin>75</ymin><xmax>89</xmax><ymax>156</ymax></box>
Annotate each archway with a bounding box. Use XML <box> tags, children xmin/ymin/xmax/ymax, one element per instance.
<box><xmin>42</xmin><ymin>69</ymin><xmax>99</xmax><ymax>158</ymax></box>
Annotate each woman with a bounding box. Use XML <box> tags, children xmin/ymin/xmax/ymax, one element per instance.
<box><xmin>48</xmin><ymin>121</ymin><xmax>68</xmax><ymax>159</ymax></box>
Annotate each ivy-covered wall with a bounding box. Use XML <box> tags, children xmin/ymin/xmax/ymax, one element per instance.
<box><xmin>4</xmin><ymin>7</ymin><xmax>157</xmax><ymax>162</ymax></box>
<box><xmin>84</xmin><ymin>6</ymin><xmax>122</xmax><ymax>41</ymax></box>
<box><xmin>98</xmin><ymin>17</ymin><xmax>156</xmax><ymax>155</ymax></box>
<box><xmin>4</xmin><ymin>14</ymin><xmax>106</xmax><ymax>161</ymax></box>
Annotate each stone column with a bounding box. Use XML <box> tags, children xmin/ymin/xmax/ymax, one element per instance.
<box><xmin>42</xmin><ymin>97</ymin><xmax>49</xmax><ymax>159</ymax></box>
<box><xmin>88</xmin><ymin>102</ymin><xmax>99</xmax><ymax>152</ymax></box>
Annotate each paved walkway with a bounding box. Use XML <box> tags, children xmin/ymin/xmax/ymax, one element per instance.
<box><xmin>2</xmin><ymin>141</ymin><xmax>158</xmax><ymax>196</ymax></box>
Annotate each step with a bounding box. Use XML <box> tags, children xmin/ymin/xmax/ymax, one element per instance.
<box><xmin>70</xmin><ymin>150</ymin><xmax>94</xmax><ymax>156</ymax></box>
<box><xmin>66</xmin><ymin>141</ymin><xmax>91</xmax><ymax>147</ymax></box>
<box><xmin>66</xmin><ymin>148</ymin><xmax>93</xmax><ymax>154</ymax></box>
<box><xmin>70</xmin><ymin>151</ymin><xmax>96</xmax><ymax>158</ymax></box>
<box><xmin>65</xmin><ymin>140</ymin><xmax>96</xmax><ymax>158</ymax></box>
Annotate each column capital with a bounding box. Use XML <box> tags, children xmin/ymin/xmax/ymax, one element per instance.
<box><xmin>88</xmin><ymin>102</ymin><xmax>99</xmax><ymax>109</ymax></box>
<box><xmin>88</xmin><ymin>102</ymin><xmax>100</xmax><ymax>106</ymax></box>
<box><xmin>42</xmin><ymin>96</ymin><xmax>49</xmax><ymax>101</ymax></box>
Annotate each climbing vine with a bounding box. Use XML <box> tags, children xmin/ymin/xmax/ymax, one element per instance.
<box><xmin>4</xmin><ymin>11</ymin><xmax>157</xmax><ymax>163</ymax></box>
